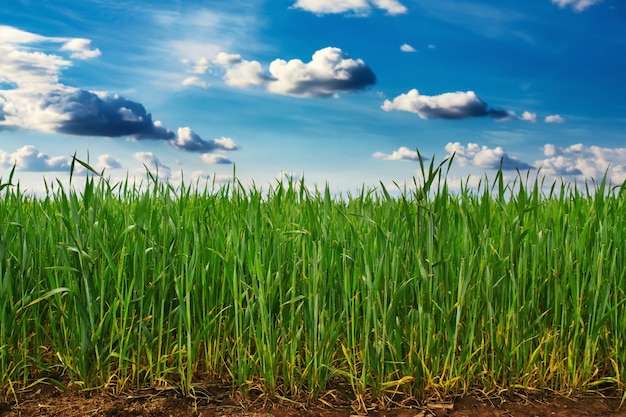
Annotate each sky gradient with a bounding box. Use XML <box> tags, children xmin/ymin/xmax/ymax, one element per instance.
<box><xmin>1</xmin><ymin>0</ymin><xmax>625</xmax><ymax>193</ymax></box>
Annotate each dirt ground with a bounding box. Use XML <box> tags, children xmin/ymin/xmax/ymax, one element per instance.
<box><xmin>2</xmin><ymin>383</ymin><xmax>626</xmax><ymax>417</ymax></box>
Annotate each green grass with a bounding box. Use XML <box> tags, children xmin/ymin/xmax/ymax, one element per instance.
<box><xmin>1</xmin><ymin>156</ymin><xmax>625</xmax><ymax>404</ymax></box>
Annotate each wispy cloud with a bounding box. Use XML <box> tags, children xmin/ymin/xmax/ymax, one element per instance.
<box><xmin>291</xmin><ymin>0</ymin><xmax>407</xmax><ymax>16</ymax></box>
<box><xmin>400</xmin><ymin>43</ymin><xmax>416</xmax><ymax>52</ymax></box>
<box><xmin>185</xmin><ymin>47</ymin><xmax>376</xmax><ymax>98</ymax></box>
<box><xmin>412</xmin><ymin>2</ymin><xmax>529</xmax><ymax>41</ymax></box>
<box><xmin>182</xmin><ymin>76</ymin><xmax>209</xmax><ymax>89</ymax></box>
<box><xmin>382</xmin><ymin>89</ymin><xmax>513</xmax><ymax>120</ymax></box>
<box><xmin>373</xmin><ymin>146</ymin><xmax>419</xmax><ymax>161</ymax></box>
<box><xmin>445</xmin><ymin>142</ymin><xmax>534</xmax><ymax>170</ymax></box>
<box><xmin>551</xmin><ymin>0</ymin><xmax>602</xmax><ymax>12</ymax></box>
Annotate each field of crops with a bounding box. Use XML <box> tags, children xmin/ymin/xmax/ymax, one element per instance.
<box><xmin>1</xmin><ymin>157</ymin><xmax>625</xmax><ymax>404</ymax></box>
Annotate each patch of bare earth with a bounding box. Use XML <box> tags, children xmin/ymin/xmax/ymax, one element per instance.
<box><xmin>1</xmin><ymin>385</ymin><xmax>625</xmax><ymax>417</ymax></box>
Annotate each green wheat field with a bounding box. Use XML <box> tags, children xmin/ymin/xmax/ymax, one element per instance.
<box><xmin>1</xmin><ymin>156</ymin><xmax>625</xmax><ymax>404</ymax></box>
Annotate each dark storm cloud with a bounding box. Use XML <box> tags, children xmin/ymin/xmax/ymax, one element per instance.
<box><xmin>47</xmin><ymin>89</ymin><xmax>175</xmax><ymax>139</ymax></box>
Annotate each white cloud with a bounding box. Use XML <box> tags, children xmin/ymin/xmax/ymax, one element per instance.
<box><xmin>0</xmin><ymin>25</ymin><xmax>46</xmax><ymax>44</ymax></box>
<box><xmin>223</xmin><ymin>59</ymin><xmax>268</xmax><ymax>88</ymax></box>
<box><xmin>382</xmin><ymin>89</ymin><xmax>511</xmax><ymax>120</ymax></box>
<box><xmin>445</xmin><ymin>142</ymin><xmax>533</xmax><ymax>170</ymax></box>
<box><xmin>215</xmin><ymin>52</ymin><xmax>243</xmax><ymax>66</ymax></box>
<box><xmin>267</xmin><ymin>47</ymin><xmax>376</xmax><ymax>97</ymax></box>
<box><xmin>292</xmin><ymin>0</ymin><xmax>407</xmax><ymax>15</ymax></box>
<box><xmin>182</xmin><ymin>76</ymin><xmax>210</xmax><ymax>88</ymax></box>
<box><xmin>213</xmin><ymin>137</ymin><xmax>239</xmax><ymax>150</ymax></box>
<box><xmin>0</xmin><ymin>145</ymin><xmax>70</xmax><ymax>171</ymax></box>
<box><xmin>202</xmin><ymin>47</ymin><xmax>376</xmax><ymax>98</ymax></box>
<box><xmin>373</xmin><ymin>146</ymin><xmax>419</xmax><ymax>161</ymax></box>
<box><xmin>134</xmin><ymin>151</ymin><xmax>172</xmax><ymax>178</ymax></box>
<box><xmin>545</xmin><ymin>114</ymin><xmax>565</xmax><ymax>123</ymax></box>
<box><xmin>0</xmin><ymin>25</ymin><xmax>237</xmax><ymax>156</ymax></box>
<box><xmin>370</xmin><ymin>0</ymin><xmax>408</xmax><ymax>15</ymax></box>
<box><xmin>535</xmin><ymin>143</ymin><xmax>626</xmax><ymax>183</ymax></box>
<box><xmin>180</xmin><ymin>57</ymin><xmax>211</xmax><ymax>75</ymax></box>
<box><xmin>520</xmin><ymin>111</ymin><xmax>537</xmax><ymax>122</ymax></box>
<box><xmin>0</xmin><ymin>26</ymin><xmax>169</xmax><ymax>136</ymax></box>
<box><xmin>400</xmin><ymin>43</ymin><xmax>416</xmax><ymax>52</ymax></box>
<box><xmin>169</xmin><ymin>127</ymin><xmax>240</xmax><ymax>153</ymax></box>
<box><xmin>60</xmin><ymin>38</ymin><xmax>101</xmax><ymax>60</ymax></box>
<box><xmin>97</xmin><ymin>154</ymin><xmax>122</xmax><ymax>170</ymax></box>
<box><xmin>551</xmin><ymin>0</ymin><xmax>602</xmax><ymax>12</ymax></box>
<box><xmin>201</xmin><ymin>153</ymin><xmax>233</xmax><ymax>164</ymax></box>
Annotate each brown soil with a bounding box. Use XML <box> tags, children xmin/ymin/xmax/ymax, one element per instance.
<box><xmin>1</xmin><ymin>384</ymin><xmax>625</xmax><ymax>417</ymax></box>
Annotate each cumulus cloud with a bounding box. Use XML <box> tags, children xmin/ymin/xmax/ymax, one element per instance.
<box><xmin>536</xmin><ymin>143</ymin><xmax>626</xmax><ymax>183</ymax></box>
<box><xmin>0</xmin><ymin>25</ymin><xmax>238</xmax><ymax>160</ymax></box>
<box><xmin>50</xmin><ymin>90</ymin><xmax>177</xmax><ymax>139</ymax></box>
<box><xmin>201</xmin><ymin>153</ymin><xmax>233</xmax><ymax>164</ymax></box>
<box><xmin>551</xmin><ymin>0</ymin><xmax>602</xmax><ymax>12</ymax></box>
<box><xmin>445</xmin><ymin>142</ymin><xmax>533</xmax><ymax>170</ymax></box>
<box><xmin>60</xmin><ymin>38</ymin><xmax>101</xmax><ymax>60</ymax></box>
<box><xmin>520</xmin><ymin>111</ymin><xmax>537</xmax><ymax>122</ymax></box>
<box><xmin>400</xmin><ymin>43</ymin><xmax>416</xmax><ymax>52</ymax></box>
<box><xmin>0</xmin><ymin>27</ymin><xmax>172</xmax><ymax>139</ymax></box>
<box><xmin>188</xmin><ymin>57</ymin><xmax>211</xmax><ymax>74</ymax></box>
<box><xmin>169</xmin><ymin>127</ymin><xmax>239</xmax><ymax>153</ymax></box>
<box><xmin>382</xmin><ymin>89</ymin><xmax>512</xmax><ymax>120</ymax></box>
<box><xmin>214</xmin><ymin>52</ymin><xmax>243</xmax><ymax>66</ymax></box>
<box><xmin>292</xmin><ymin>0</ymin><xmax>407</xmax><ymax>15</ymax></box>
<box><xmin>134</xmin><ymin>151</ymin><xmax>172</xmax><ymax>178</ymax></box>
<box><xmin>267</xmin><ymin>47</ymin><xmax>376</xmax><ymax>97</ymax></box>
<box><xmin>223</xmin><ymin>59</ymin><xmax>269</xmax><ymax>88</ymax></box>
<box><xmin>96</xmin><ymin>154</ymin><xmax>122</xmax><ymax>170</ymax></box>
<box><xmin>0</xmin><ymin>145</ymin><xmax>70</xmax><ymax>171</ymax></box>
<box><xmin>213</xmin><ymin>137</ymin><xmax>239</xmax><ymax>150</ymax></box>
<box><xmin>191</xmin><ymin>47</ymin><xmax>376</xmax><ymax>98</ymax></box>
<box><xmin>373</xmin><ymin>146</ymin><xmax>419</xmax><ymax>161</ymax></box>
<box><xmin>545</xmin><ymin>114</ymin><xmax>565</xmax><ymax>123</ymax></box>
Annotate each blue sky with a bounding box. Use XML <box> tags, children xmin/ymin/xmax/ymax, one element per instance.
<box><xmin>1</xmin><ymin>0</ymin><xmax>625</xmax><ymax>193</ymax></box>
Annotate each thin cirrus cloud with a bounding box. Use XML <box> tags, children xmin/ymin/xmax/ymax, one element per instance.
<box><xmin>184</xmin><ymin>47</ymin><xmax>376</xmax><ymax>98</ymax></box>
<box><xmin>445</xmin><ymin>142</ymin><xmax>534</xmax><ymax>170</ymax></box>
<box><xmin>551</xmin><ymin>0</ymin><xmax>602</xmax><ymax>12</ymax></box>
<box><xmin>291</xmin><ymin>0</ymin><xmax>407</xmax><ymax>16</ymax></box>
<box><xmin>373</xmin><ymin>146</ymin><xmax>419</xmax><ymax>161</ymax></box>
<box><xmin>382</xmin><ymin>89</ymin><xmax>513</xmax><ymax>120</ymax></box>
<box><xmin>0</xmin><ymin>25</ymin><xmax>237</xmax><ymax>158</ymax></box>
<box><xmin>182</xmin><ymin>76</ymin><xmax>209</xmax><ymax>89</ymax></box>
